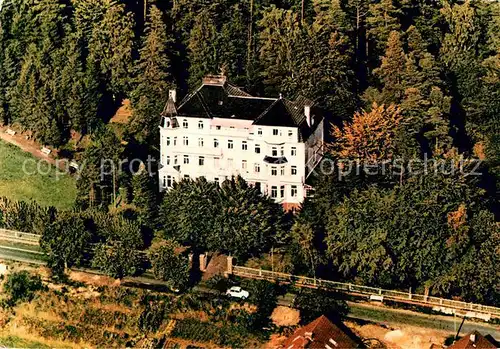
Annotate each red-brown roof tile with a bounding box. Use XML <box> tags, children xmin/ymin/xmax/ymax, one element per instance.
<box><xmin>281</xmin><ymin>315</ymin><xmax>360</xmax><ymax>349</ymax></box>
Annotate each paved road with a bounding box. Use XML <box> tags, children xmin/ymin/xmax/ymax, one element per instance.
<box><xmin>348</xmin><ymin>302</ymin><xmax>500</xmax><ymax>339</ymax></box>
<box><xmin>0</xmin><ymin>243</ymin><xmax>498</xmax><ymax>339</ymax></box>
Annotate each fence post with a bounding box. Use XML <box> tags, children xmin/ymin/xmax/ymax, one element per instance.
<box><xmin>348</xmin><ymin>283</ymin><xmax>352</xmax><ymax>291</ymax></box>
<box><xmin>409</xmin><ymin>287</ymin><xmax>412</xmax><ymax>300</ymax></box>
<box><xmin>259</xmin><ymin>268</ymin><xmax>262</xmax><ymax>277</ymax></box>
<box><xmin>226</xmin><ymin>256</ymin><xmax>233</xmax><ymax>276</ymax></box>
<box><xmin>379</xmin><ymin>288</ymin><xmax>382</xmax><ymax>295</ymax></box>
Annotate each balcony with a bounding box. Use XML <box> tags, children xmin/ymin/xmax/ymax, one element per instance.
<box><xmin>263</xmin><ymin>156</ymin><xmax>288</xmax><ymax>165</ymax></box>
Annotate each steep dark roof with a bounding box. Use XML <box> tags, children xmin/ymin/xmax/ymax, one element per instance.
<box><xmin>281</xmin><ymin>315</ymin><xmax>361</xmax><ymax>349</ymax></box>
<box><xmin>177</xmin><ymin>84</ymin><xmax>275</xmax><ymax>120</ymax></box>
<box><xmin>164</xmin><ymin>76</ymin><xmax>325</xmax><ymax>141</ymax></box>
<box><xmin>161</xmin><ymin>96</ymin><xmax>177</xmax><ymax>116</ymax></box>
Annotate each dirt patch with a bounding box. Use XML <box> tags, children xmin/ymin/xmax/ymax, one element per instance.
<box><xmin>345</xmin><ymin>320</ymin><xmax>448</xmax><ymax>349</ymax></box>
<box><xmin>110</xmin><ymin>99</ymin><xmax>133</xmax><ymax>124</ymax></box>
<box><xmin>271</xmin><ymin>306</ymin><xmax>300</xmax><ymax>327</ymax></box>
<box><xmin>263</xmin><ymin>333</ymin><xmax>288</xmax><ymax>349</ymax></box>
<box><xmin>68</xmin><ymin>270</ymin><xmax>120</xmax><ymax>288</ymax></box>
<box><xmin>0</xmin><ymin>125</ymin><xmax>65</xmax><ymax>168</ymax></box>
<box><xmin>203</xmin><ymin>253</ymin><xmax>228</xmax><ymax>280</ymax></box>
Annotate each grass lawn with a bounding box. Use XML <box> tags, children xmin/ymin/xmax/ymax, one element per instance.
<box><xmin>0</xmin><ymin>335</ymin><xmax>56</xmax><ymax>349</ymax></box>
<box><xmin>0</xmin><ymin>139</ymin><xmax>76</xmax><ymax>210</ymax></box>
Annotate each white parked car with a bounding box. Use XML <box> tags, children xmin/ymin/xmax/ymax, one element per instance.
<box><xmin>226</xmin><ymin>286</ymin><xmax>249</xmax><ymax>300</ymax></box>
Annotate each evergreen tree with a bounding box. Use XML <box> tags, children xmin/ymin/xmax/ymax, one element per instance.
<box><xmin>371</xmin><ymin>31</ymin><xmax>406</xmax><ymax>104</ymax></box>
<box><xmin>130</xmin><ymin>5</ymin><xmax>173</xmax><ymax>143</ymax></box>
<box><xmin>312</xmin><ymin>0</ymin><xmax>352</xmax><ymax>36</ymax></box>
<box><xmin>258</xmin><ymin>6</ymin><xmax>302</xmax><ymax>96</ymax></box>
<box><xmin>366</xmin><ymin>0</ymin><xmax>401</xmax><ymax>53</ymax></box>
<box><xmin>131</xmin><ymin>170</ymin><xmax>158</xmax><ymax>225</ymax></box>
<box><xmin>88</xmin><ymin>1</ymin><xmax>135</xmax><ymax>96</ymax></box>
<box><xmin>187</xmin><ymin>11</ymin><xmax>220</xmax><ymax>87</ymax></box>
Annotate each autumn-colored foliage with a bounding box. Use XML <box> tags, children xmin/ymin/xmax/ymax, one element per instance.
<box><xmin>331</xmin><ymin>103</ymin><xmax>402</xmax><ymax>161</ymax></box>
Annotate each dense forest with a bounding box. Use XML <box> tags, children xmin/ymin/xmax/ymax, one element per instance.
<box><xmin>0</xmin><ymin>0</ymin><xmax>499</xmax><ymax>306</ymax></box>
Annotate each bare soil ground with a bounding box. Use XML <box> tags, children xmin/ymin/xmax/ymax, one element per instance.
<box><xmin>271</xmin><ymin>306</ymin><xmax>300</xmax><ymax>327</ymax></box>
<box><xmin>345</xmin><ymin>320</ymin><xmax>449</xmax><ymax>349</ymax></box>
<box><xmin>110</xmin><ymin>99</ymin><xmax>133</xmax><ymax>124</ymax></box>
<box><xmin>203</xmin><ymin>253</ymin><xmax>228</xmax><ymax>280</ymax></box>
<box><xmin>68</xmin><ymin>270</ymin><xmax>121</xmax><ymax>288</ymax></box>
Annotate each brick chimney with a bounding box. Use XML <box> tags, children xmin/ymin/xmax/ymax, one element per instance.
<box><xmin>305</xmin><ymin>105</ymin><xmax>311</xmax><ymax>127</ymax></box>
<box><xmin>169</xmin><ymin>89</ymin><xmax>177</xmax><ymax>103</ymax></box>
<box><xmin>202</xmin><ymin>75</ymin><xmax>227</xmax><ymax>85</ymax></box>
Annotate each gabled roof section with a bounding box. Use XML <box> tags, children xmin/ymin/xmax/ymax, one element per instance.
<box><xmin>177</xmin><ymin>82</ymin><xmax>276</xmax><ymax>120</ymax></box>
<box><xmin>448</xmin><ymin>331</ymin><xmax>497</xmax><ymax>349</ymax></box>
<box><xmin>281</xmin><ymin>315</ymin><xmax>361</xmax><ymax>349</ymax></box>
<box><xmin>254</xmin><ymin>99</ymin><xmax>298</xmax><ymax>127</ymax></box>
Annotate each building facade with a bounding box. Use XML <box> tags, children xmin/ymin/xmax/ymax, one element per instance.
<box><xmin>158</xmin><ymin>75</ymin><xmax>325</xmax><ymax>209</ymax></box>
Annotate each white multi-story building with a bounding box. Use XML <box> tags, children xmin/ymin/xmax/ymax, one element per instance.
<box><xmin>158</xmin><ymin>75</ymin><xmax>325</xmax><ymax>210</ymax></box>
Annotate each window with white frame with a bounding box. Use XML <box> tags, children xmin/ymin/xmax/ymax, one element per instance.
<box><xmin>258</xmin><ymin>128</ymin><xmax>262</xmax><ymax>135</ymax></box>
<box><xmin>280</xmin><ymin>185</ymin><xmax>285</xmax><ymax>198</ymax></box>
<box><xmin>198</xmin><ymin>138</ymin><xmax>204</xmax><ymax>147</ymax></box>
<box><xmin>242</xmin><ymin>141</ymin><xmax>248</xmax><ymax>150</ymax></box>
<box><xmin>162</xmin><ymin>176</ymin><xmax>166</xmax><ymax>187</ymax></box>
<box><xmin>216</xmin><ymin>125</ymin><xmax>221</xmax><ymax>130</ymax></box>
<box><xmin>291</xmin><ymin>166</ymin><xmax>297</xmax><ymax>175</ymax></box>
<box><xmin>199</xmin><ymin>156</ymin><xmax>205</xmax><ymax>166</ymax></box>
<box><xmin>183</xmin><ymin>136</ymin><xmax>189</xmax><ymax>146</ymax></box>
<box><xmin>184</xmin><ymin>174</ymin><xmax>190</xmax><ymax>180</ymax></box>
<box><xmin>254</xmin><ymin>163</ymin><xmax>260</xmax><ymax>173</ymax></box>
<box><xmin>214</xmin><ymin>138</ymin><xmax>219</xmax><ymax>148</ymax></box>
<box><xmin>214</xmin><ymin>157</ymin><xmax>220</xmax><ymax>167</ymax></box>
<box><xmin>174</xmin><ymin>155</ymin><xmax>178</xmax><ymax>165</ymax></box>
<box><xmin>291</xmin><ymin>147</ymin><xmax>297</xmax><ymax>156</ymax></box>
<box><xmin>280</xmin><ymin>146</ymin><xmax>285</xmax><ymax>156</ymax></box>
<box><xmin>166</xmin><ymin>156</ymin><xmax>170</xmax><ymax>165</ymax></box>
<box><xmin>272</xmin><ymin>147</ymin><xmax>278</xmax><ymax>156</ymax></box>
<box><xmin>271</xmin><ymin>186</ymin><xmax>278</xmax><ymax>198</ymax></box>
<box><xmin>228</xmin><ymin>140</ymin><xmax>234</xmax><ymax>149</ymax></box>
<box><xmin>255</xmin><ymin>144</ymin><xmax>261</xmax><ymax>153</ymax></box>
<box><xmin>291</xmin><ymin>185</ymin><xmax>298</xmax><ymax>197</ymax></box>
<box><xmin>273</xmin><ymin>129</ymin><xmax>279</xmax><ymax>136</ymax></box>
<box><xmin>183</xmin><ymin>119</ymin><xmax>188</xmax><ymax>128</ymax></box>
<box><xmin>214</xmin><ymin>177</ymin><xmax>219</xmax><ymax>185</ymax></box>
<box><xmin>280</xmin><ymin>166</ymin><xmax>285</xmax><ymax>175</ymax></box>
<box><xmin>242</xmin><ymin>160</ymin><xmax>247</xmax><ymax>169</ymax></box>
<box><xmin>271</xmin><ymin>167</ymin><xmax>277</xmax><ymax>176</ymax></box>
<box><xmin>166</xmin><ymin>137</ymin><xmax>171</xmax><ymax>146</ymax></box>
<box><xmin>227</xmin><ymin>158</ymin><xmax>233</xmax><ymax>167</ymax></box>
<box><xmin>288</xmin><ymin>130</ymin><xmax>293</xmax><ymax>137</ymax></box>
<box><xmin>183</xmin><ymin>155</ymin><xmax>189</xmax><ymax>164</ymax></box>
<box><xmin>198</xmin><ymin>120</ymin><xmax>204</xmax><ymax>129</ymax></box>
<box><xmin>167</xmin><ymin>175</ymin><xmax>173</xmax><ymax>188</ymax></box>
<box><xmin>173</xmin><ymin>137</ymin><xmax>177</xmax><ymax>146</ymax></box>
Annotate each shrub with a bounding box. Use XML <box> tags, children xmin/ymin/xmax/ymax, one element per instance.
<box><xmin>138</xmin><ymin>301</ymin><xmax>167</xmax><ymax>333</ymax></box>
<box><xmin>294</xmin><ymin>288</ymin><xmax>349</xmax><ymax>324</ymax></box>
<box><xmin>3</xmin><ymin>271</ymin><xmax>44</xmax><ymax>306</ymax></box>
